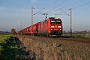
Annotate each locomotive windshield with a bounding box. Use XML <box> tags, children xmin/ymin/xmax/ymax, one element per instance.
<box><xmin>51</xmin><ymin>19</ymin><xmax>61</xmax><ymax>24</ymax></box>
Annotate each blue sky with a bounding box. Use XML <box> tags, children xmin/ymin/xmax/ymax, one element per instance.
<box><xmin>0</xmin><ymin>0</ymin><xmax>90</xmax><ymax>32</ymax></box>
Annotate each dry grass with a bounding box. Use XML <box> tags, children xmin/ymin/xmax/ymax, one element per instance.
<box><xmin>16</xmin><ymin>35</ymin><xmax>90</xmax><ymax>60</ymax></box>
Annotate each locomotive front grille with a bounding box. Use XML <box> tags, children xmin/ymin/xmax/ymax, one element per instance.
<box><xmin>51</xmin><ymin>31</ymin><xmax>61</xmax><ymax>35</ymax></box>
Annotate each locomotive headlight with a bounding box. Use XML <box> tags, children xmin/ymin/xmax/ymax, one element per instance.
<box><xmin>60</xmin><ymin>29</ymin><xmax>61</xmax><ymax>30</ymax></box>
<box><xmin>51</xmin><ymin>26</ymin><xmax>54</xmax><ymax>28</ymax></box>
<box><xmin>58</xmin><ymin>26</ymin><xmax>61</xmax><ymax>28</ymax></box>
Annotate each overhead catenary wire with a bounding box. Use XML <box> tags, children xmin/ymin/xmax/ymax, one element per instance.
<box><xmin>33</xmin><ymin>0</ymin><xmax>63</xmax><ymax>20</ymax></box>
<box><xmin>46</xmin><ymin>0</ymin><xmax>68</xmax><ymax>13</ymax></box>
<box><xmin>73</xmin><ymin>2</ymin><xmax>90</xmax><ymax>9</ymax></box>
<box><xmin>59</xmin><ymin>1</ymin><xmax>90</xmax><ymax>13</ymax></box>
<box><xmin>33</xmin><ymin>0</ymin><xmax>90</xmax><ymax>18</ymax></box>
<box><xmin>34</xmin><ymin>8</ymin><xmax>45</xmax><ymax>15</ymax></box>
<box><xmin>33</xmin><ymin>0</ymin><xmax>60</xmax><ymax>15</ymax></box>
<box><xmin>59</xmin><ymin>8</ymin><xmax>70</xmax><ymax>16</ymax></box>
<box><xmin>61</xmin><ymin>0</ymin><xmax>84</xmax><ymax>9</ymax></box>
<box><xmin>33</xmin><ymin>0</ymin><xmax>90</xmax><ymax>16</ymax></box>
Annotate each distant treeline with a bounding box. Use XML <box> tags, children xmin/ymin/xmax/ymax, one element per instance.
<box><xmin>0</xmin><ymin>31</ymin><xmax>10</xmax><ymax>34</ymax></box>
<box><xmin>63</xmin><ymin>30</ymin><xmax>90</xmax><ymax>34</ymax></box>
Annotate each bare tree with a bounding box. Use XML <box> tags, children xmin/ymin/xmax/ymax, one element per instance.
<box><xmin>11</xmin><ymin>28</ymin><xmax>16</xmax><ymax>35</ymax></box>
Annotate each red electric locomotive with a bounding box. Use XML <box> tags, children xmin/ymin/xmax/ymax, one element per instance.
<box><xmin>48</xmin><ymin>17</ymin><xmax>62</xmax><ymax>36</ymax></box>
<box><xmin>38</xmin><ymin>17</ymin><xmax>62</xmax><ymax>37</ymax></box>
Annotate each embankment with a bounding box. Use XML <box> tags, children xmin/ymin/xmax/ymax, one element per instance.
<box><xmin>16</xmin><ymin>35</ymin><xmax>87</xmax><ymax>60</ymax></box>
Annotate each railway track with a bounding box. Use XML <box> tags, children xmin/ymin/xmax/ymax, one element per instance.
<box><xmin>22</xmin><ymin>35</ymin><xmax>90</xmax><ymax>43</ymax></box>
<box><xmin>56</xmin><ymin>36</ymin><xmax>90</xmax><ymax>43</ymax></box>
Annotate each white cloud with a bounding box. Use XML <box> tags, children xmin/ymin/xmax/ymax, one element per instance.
<box><xmin>0</xmin><ymin>7</ymin><xmax>8</xmax><ymax>10</ymax></box>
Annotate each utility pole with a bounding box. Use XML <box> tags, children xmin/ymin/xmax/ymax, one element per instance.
<box><xmin>31</xmin><ymin>7</ymin><xmax>35</xmax><ymax>25</ymax></box>
<box><xmin>58</xmin><ymin>8</ymin><xmax>72</xmax><ymax>36</ymax></box>
<box><xmin>21</xmin><ymin>23</ymin><xmax>22</xmax><ymax>35</ymax></box>
<box><xmin>69</xmin><ymin>8</ymin><xmax>72</xmax><ymax>36</ymax></box>
<box><xmin>21</xmin><ymin>23</ymin><xmax>22</xmax><ymax>29</ymax></box>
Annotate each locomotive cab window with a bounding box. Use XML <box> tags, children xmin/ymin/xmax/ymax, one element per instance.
<box><xmin>50</xmin><ymin>20</ymin><xmax>61</xmax><ymax>24</ymax></box>
<box><xmin>56</xmin><ymin>20</ymin><xmax>61</xmax><ymax>24</ymax></box>
<box><xmin>51</xmin><ymin>20</ymin><xmax>55</xmax><ymax>24</ymax></box>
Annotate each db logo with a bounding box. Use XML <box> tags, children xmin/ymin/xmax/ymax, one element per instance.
<box><xmin>55</xmin><ymin>25</ymin><xmax>57</xmax><ymax>28</ymax></box>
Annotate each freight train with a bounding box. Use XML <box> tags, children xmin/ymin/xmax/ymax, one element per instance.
<box><xmin>18</xmin><ymin>17</ymin><xmax>63</xmax><ymax>37</ymax></box>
